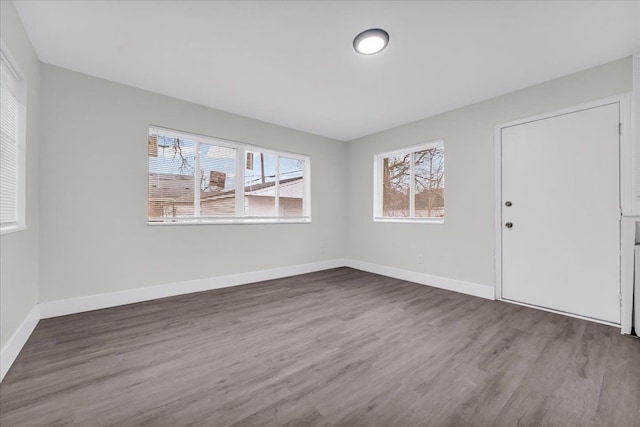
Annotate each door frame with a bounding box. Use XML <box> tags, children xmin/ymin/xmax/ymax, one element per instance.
<box><xmin>493</xmin><ymin>94</ymin><xmax>633</xmax><ymax>331</ymax></box>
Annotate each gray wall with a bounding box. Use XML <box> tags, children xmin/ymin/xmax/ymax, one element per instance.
<box><xmin>39</xmin><ymin>64</ymin><xmax>346</xmax><ymax>302</ymax></box>
<box><xmin>346</xmin><ymin>57</ymin><xmax>632</xmax><ymax>287</ymax></box>
<box><xmin>0</xmin><ymin>1</ymin><xmax>41</xmax><ymax>349</ymax></box>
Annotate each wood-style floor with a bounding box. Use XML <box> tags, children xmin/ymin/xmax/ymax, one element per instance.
<box><xmin>1</xmin><ymin>268</ymin><xmax>638</xmax><ymax>426</ymax></box>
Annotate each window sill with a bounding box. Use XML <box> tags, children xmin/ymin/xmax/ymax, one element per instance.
<box><xmin>374</xmin><ymin>217</ymin><xmax>444</xmax><ymax>224</ymax></box>
<box><xmin>1</xmin><ymin>224</ymin><xmax>27</xmax><ymax>236</ymax></box>
<box><xmin>148</xmin><ymin>217</ymin><xmax>311</xmax><ymax>226</ymax></box>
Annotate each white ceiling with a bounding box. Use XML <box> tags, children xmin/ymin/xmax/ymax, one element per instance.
<box><xmin>14</xmin><ymin>1</ymin><xmax>640</xmax><ymax>141</ymax></box>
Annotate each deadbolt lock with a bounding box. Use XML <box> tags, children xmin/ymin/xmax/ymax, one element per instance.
<box><xmin>505</xmin><ymin>222</ymin><xmax>513</xmax><ymax>229</ymax></box>
<box><xmin>505</xmin><ymin>201</ymin><xmax>512</xmax><ymax>207</ymax></box>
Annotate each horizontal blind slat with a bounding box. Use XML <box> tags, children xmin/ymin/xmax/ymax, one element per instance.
<box><xmin>0</xmin><ymin>55</ymin><xmax>20</xmax><ymax>225</ymax></box>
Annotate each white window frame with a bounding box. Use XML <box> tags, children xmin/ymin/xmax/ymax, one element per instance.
<box><xmin>0</xmin><ymin>42</ymin><xmax>27</xmax><ymax>235</ymax></box>
<box><xmin>148</xmin><ymin>126</ymin><xmax>311</xmax><ymax>225</ymax></box>
<box><xmin>373</xmin><ymin>139</ymin><xmax>444</xmax><ymax>224</ymax></box>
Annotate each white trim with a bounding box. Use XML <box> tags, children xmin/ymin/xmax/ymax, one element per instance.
<box><xmin>633</xmin><ymin>49</ymin><xmax>640</xmax><ymax>214</ymax></box>
<box><xmin>274</xmin><ymin>156</ymin><xmax>280</xmax><ymax>214</ymax></box>
<box><xmin>0</xmin><ymin>224</ymin><xmax>27</xmax><ymax>235</ymax></box>
<box><xmin>0</xmin><ymin>259</ymin><xmax>492</xmax><ymax>381</ymax></box>
<box><xmin>376</xmin><ymin>139</ymin><xmax>445</xmax><ymax>159</ymax></box>
<box><xmin>494</xmin><ymin>95</ymin><xmax>633</xmax><ymax>333</ymax></box>
<box><xmin>373</xmin><ymin>217</ymin><xmax>444</xmax><ymax>224</ymax></box>
<box><xmin>372</xmin><ymin>154</ymin><xmax>381</xmax><ymax>220</ymax></box>
<box><xmin>21</xmin><ymin>257</ymin><xmax>635</xmax><ymax>380</ymax></box>
<box><xmin>498</xmin><ymin>298</ymin><xmax>620</xmax><ymax>328</ymax></box>
<box><xmin>3</xmin><ymin>248</ymin><xmax>634</xmax><ymax>381</ymax></box>
<box><xmin>619</xmin><ymin>96</ymin><xmax>633</xmax><ymax>215</ymax></box>
<box><xmin>614</xmin><ymin>97</ymin><xmax>633</xmax><ymax>332</ymax></box>
<box><xmin>635</xmin><ymin>240</ymin><xmax>640</xmax><ymax>335</ymax></box>
<box><xmin>148</xmin><ymin>126</ymin><xmax>311</xmax><ymax>224</ymax></box>
<box><xmin>39</xmin><ymin>259</ymin><xmax>346</xmax><ymax>319</ymax></box>
<box><xmin>149</xmin><ymin>125</ymin><xmax>310</xmax><ymax>162</ymax></box>
<box><xmin>344</xmin><ymin>259</ymin><xmax>495</xmax><ymax>300</ymax></box>
<box><xmin>149</xmin><ymin>125</ymin><xmax>243</xmax><ymax>152</ymax></box>
<box><xmin>1</xmin><ymin>305</ymin><xmax>40</xmax><ymax>382</ymax></box>
<box><xmin>236</xmin><ymin>147</ymin><xmax>245</xmax><ymax>214</ymax></box>
<box><xmin>37</xmin><ymin>259</ymin><xmax>495</xmax><ymax>320</ymax></box>
<box><xmin>493</xmin><ymin>125</ymin><xmax>504</xmax><ymax>301</ymax></box>
<box><xmin>148</xmin><ymin>217</ymin><xmax>311</xmax><ymax>225</ymax></box>
<box><xmin>621</xmin><ymin>215</ymin><xmax>640</xmax><ymax>334</ymax></box>
<box><xmin>193</xmin><ymin>140</ymin><xmax>201</xmax><ymax>218</ymax></box>
<box><xmin>495</xmin><ymin>95</ymin><xmax>629</xmax><ymax>129</ymax></box>
<box><xmin>409</xmin><ymin>151</ymin><xmax>415</xmax><ymax>216</ymax></box>
<box><xmin>0</xmin><ymin>40</ymin><xmax>27</xmax><ymax>234</ymax></box>
<box><xmin>303</xmin><ymin>159</ymin><xmax>311</xmax><ymax>220</ymax></box>
<box><xmin>633</xmin><ymin>48</ymin><xmax>640</xmax><ymax>335</ymax></box>
<box><xmin>0</xmin><ymin>40</ymin><xmax>24</xmax><ymax>88</ymax></box>
<box><xmin>373</xmin><ymin>139</ymin><xmax>445</xmax><ymax>221</ymax></box>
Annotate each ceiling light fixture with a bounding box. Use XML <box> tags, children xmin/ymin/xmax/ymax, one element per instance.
<box><xmin>353</xmin><ymin>28</ymin><xmax>389</xmax><ymax>55</ymax></box>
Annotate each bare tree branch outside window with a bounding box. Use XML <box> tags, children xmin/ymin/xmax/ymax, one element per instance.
<box><xmin>160</xmin><ymin>137</ymin><xmax>194</xmax><ymax>175</ymax></box>
<box><xmin>383</xmin><ymin>154</ymin><xmax>411</xmax><ymax>217</ymax></box>
<box><xmin>382</xmin><ymin>146</ymin><xmax>444</xmax><ymax>218</ymax></box>
<box><xmin>414</xmin><ymin>147</ymin><xmax>444</xmax><ymax>217</ymax></box>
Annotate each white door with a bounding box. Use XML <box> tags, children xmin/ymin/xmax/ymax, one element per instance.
<box><xmin>501</xmin><ymin>103</ymin><xmax>620</xmax><ymax>324</ymax></box>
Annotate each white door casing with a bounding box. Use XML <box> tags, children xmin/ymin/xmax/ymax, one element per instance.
<box><xmin>498</xmin><ymin>102</ymin><xmax>621</xmax><ymax>324</ymax></box>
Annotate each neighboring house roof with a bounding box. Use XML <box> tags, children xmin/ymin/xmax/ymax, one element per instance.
<box><xmin>149</xmin><ymin>173</ymin><xmax>302</xmax><ymax>202</ymax></box>
<box><xmin>245</xmin><ymin>177</ymin><xmax>302</xmax><ymax>198</ymax></box>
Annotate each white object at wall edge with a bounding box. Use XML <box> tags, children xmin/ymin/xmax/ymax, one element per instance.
<box><xmin>0</xmin><ymin>305</ymin><xmax>40</xmax><ymax>382</ymax></box>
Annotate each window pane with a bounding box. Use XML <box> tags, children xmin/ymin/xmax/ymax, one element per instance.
<box><xmin>414</xmin><ymin>147</ymin><xmax>444</xmax><ymax>218</ymax></box>
<box><xmin>200</xmin><ymin>144</ymin><xmax>236</xmax><ymax>217</ymax></box>
<box><xmin>147</xmin><ymin>126</ymin><xmax>312</xmax><ymax>224</ymax></box>
<box><xmin>244</xmin><ymin>151</ymin><xmax>276</xmax><ymax>217</ymax></box>
<box><xmin>278</xmin><ymin>157</ymin><xmax>304</xmax><ymax>217</ymax></box>
<box><xmin>148</xmin><ymin>131</ymin><xmax>197</xmax><ymax>220</ymax></box>
<box><xmin>383</xmin><ymin>154</ymin><xmax>410</xmax><ymax>217</ymax></box>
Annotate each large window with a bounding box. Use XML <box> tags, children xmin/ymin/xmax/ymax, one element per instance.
<box><xmin>148</xmin><ymin>127</ymin><xmax>310</xmax><ymax>224</ymax></box>
<box><xmin>374</xmin><ymin>140</ymin><xmax>444</xmax><ymax>222</ymax></box>
<box><xmin>0</xmin><ymin>46</ymin><xmax>26</xmax><ymax>234</ymax></box>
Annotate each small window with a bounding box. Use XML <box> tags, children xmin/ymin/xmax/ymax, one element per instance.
<box><xmin>0</xmin><ymin>46</ymin><xmax>26</xmax><ymax>234</ymax></box>
<box><xmin>374</xmin><ymin>140</ymin><xmax>444</xmax><ymax>222</ymax></box>
<box><xmin>148</xmin><ymin>127</ymin><xmax>310</xmax><ymax>224</ymax></box>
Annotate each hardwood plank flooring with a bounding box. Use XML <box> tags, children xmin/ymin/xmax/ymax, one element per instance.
<box><xmin>1</xmin><ymin>267</ymin><xmax>638</xmax><ymax>426</ymax></box>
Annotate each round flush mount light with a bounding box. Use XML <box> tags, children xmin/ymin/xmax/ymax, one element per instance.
<box><xmin>353</xmin><ymin>28</ymin><xmax>389</xmax><ymax>55</ymax></box>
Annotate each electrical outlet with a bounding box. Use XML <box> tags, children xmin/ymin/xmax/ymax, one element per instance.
<box><xmin>418</xmin><ymin>254</ymin><xmax>424</xmax><ymax>264</ymax></box>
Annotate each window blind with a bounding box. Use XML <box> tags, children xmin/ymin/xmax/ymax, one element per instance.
<box><xmin>0</xmin><ymin>52</ymin><xmax>21</xmax><ymax>227</ymax></box>
<box><xmin>148</xmin><ymin>128</ymin><xmax>197</xmax><ymax>220</ymax></box>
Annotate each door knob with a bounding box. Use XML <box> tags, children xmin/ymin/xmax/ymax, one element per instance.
<box><xmin>505</xmin><ymin>222</ymin><xmax>513</xmax><ymax>229</ymax></box>
<box><xmin>505</xmin><ymin>201</ymin><xmax>512</xmax><ymax>207</ymax></box>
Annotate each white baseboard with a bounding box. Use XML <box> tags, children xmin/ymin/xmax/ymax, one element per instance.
<box><xmin>38</xmin><ymin>258</ymin><xmax>493</xmax><ymax>319</ymax></box>
<box><xmin>39</xmin><ymin>259</ymin><xmax>347</xmax><ymax>319</ymax></box>
<box><xmin>3</xmin><ymin>258</ymin><xmax>493</xmax><ymax>382</ymax></box>
<box><xmin>1</xmin><ymin>305</ymin><xmax>40</xmax><ymax>382</ymax></box>
<box><xmin>344</xmin><ymin>259</ymin><xmax>495</xmax><ymax>300</ymax></box>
